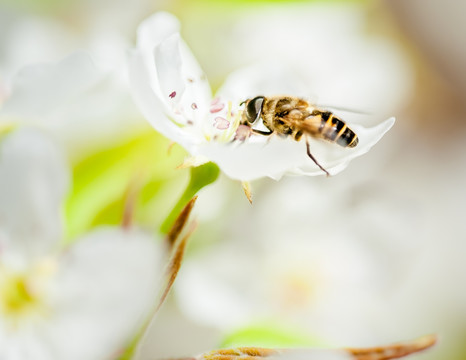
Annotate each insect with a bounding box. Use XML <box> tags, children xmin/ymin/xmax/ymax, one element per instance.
<box><xmin>239</xmin><ymin>95</ymin><xmax>359</xmax><ymax>176</ymax></box>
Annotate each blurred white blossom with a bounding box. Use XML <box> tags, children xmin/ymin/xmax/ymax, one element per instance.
<box><xmin>216</xmin><ymin>3</ymin><xmax>413</xmax><ymax>116</ymax></box>
<box><xmin>128</xmin><ymin>11</ymin><xmax>394</xmax><ymax>181</ymax></box>
<box><xmin>0</xmin><ymin>51</ymin><xmax>147</xmax><ymax>161</ymax></box>
<box><xmin>0</xmin><ymin>128</ymin><xmax>161</xmax><ymax>360</ymax></box>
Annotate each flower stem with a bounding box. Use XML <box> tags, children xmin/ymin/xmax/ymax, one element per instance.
<box><xmin>159</xmin><ymin>162</ymin><xmax>220</xmax><ymax>234</ymax></box>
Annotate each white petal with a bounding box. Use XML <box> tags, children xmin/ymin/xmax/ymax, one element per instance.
<box><xmin>46</xmin><ymin>73</ymin><xmax>147</xmax><ymax>161</ymax></box>
<box><xmin>134</xmin><ymin>12</ymin><xmax>180</xmax><ymax>101</ymax></box>
<box><xmin>154</xmin><ymin>34</ymin><xmax>212</xmax><ymax>124</ymax></box>
<box><xmin>154</xmin><ymin>34</ymin><xmax>186</xmax><ymax>108</ymax></box>
<box><xmin>199</xmin><ymin>138</ymin><xmax>311</xmax><ymax>181</ymax></box>
<box><xmin>0</xmin><ymin>52</ymin><xmax>102</xmax><ymax>124</ymax></box>
<box><xmin>197</xmin><ymin>117</ymin><xmax>394</xmax><ymax>181</ymax></box>
<box><xmin>0</xmin><ymin>128</ymin><xmax>68</xmax><ymax>260</ymax></box>
<box><xmin>129</xmin><ymin>13</ymin><xmax>215</xmax><ymax>150</ymax></box>
<box><xmin>128</xmin><ymin>51</ymin><xmax>198</xmax><ymax>150</ymax></box>
<box><xmin>44</xmin><ymin>228</ymin><xmax>162</xmax><ymax>360</ymax></box>
<box><xmin>295</xmin><ymin>117</ymin><xmax>396</xmax><ymax>177</ymax></box>
<box><xmin>0</xmin><ymin>325</ymin><xmax>56</xmax><ymax>360</ymax></box>
<box><xmin>132</xmin><ymin>11</ymin><xmax>212</xmax><ymax>130</ymax></box>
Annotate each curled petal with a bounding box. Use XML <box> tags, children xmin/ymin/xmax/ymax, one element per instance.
<box><xmin>131</xmin><ymin>11</ymin><xmax>212</xmax><ymax>145</ymax></box>
<box><xmin>135</xmin><ymin>11</ymin><xmax>180</xmax><ymax>95</ymax></box>
<box><xmin>154</xmin><ymin>34</ymin><xmax>187</xmax><ymax>109</ymax></box>
<box><xmin>154</xmin><ymin>34</ymin><xmax>212</xmax><ymax>124</ymax></box>
<box><xmin>128</xmin><ymin>51</ymin><xmax>198</xmax><ymax>151</ymax></box>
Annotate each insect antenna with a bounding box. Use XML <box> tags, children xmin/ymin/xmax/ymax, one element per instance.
<box><xmin>305</xmin><ymin>138</ymin><xmax>330</xmax><ymax>177</ymax></box>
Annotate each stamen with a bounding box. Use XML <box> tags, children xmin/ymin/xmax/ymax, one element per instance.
<box><xmin>0</xmin><ymin>272</ymin><xmax>40</xmax><ymax>319</ymax></box>
<box><xmin>214</xmin><ymin>117</ymin><xmax>230</xmax><ymax>130</ymax></box>
<box><xmin>234</xmin><ymin>124</ymin><xmax>252</xmax><ymax>141</ymax></box>
<box><xmin>210</xmin><ymin>102</ymin><xmax>225</xmax><ymax>113</ymax></box>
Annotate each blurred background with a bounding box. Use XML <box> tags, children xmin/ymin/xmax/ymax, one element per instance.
<box><xmin>1</xmin><ymin>0</ymin><xmax>466</xmax><ymax>359</ymax></box>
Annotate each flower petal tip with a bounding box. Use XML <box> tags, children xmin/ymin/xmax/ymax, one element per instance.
<box><xmin>137</xmin><ymin>11</ymin><xmax>181</xmax><ymax>50</ymax></box>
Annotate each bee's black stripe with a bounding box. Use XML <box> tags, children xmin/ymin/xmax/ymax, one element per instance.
<box><xmin>326</xmin><ymin>117</ymin><xmax>345</xmax><ymax>141</ymax></box>
<box><xmin>333</xmin><ymin>117</ymin><xmax>345</xmax><ymax>133</ymax></box>
<box><xmin>320</xmin><ymin>111</ymin><xmax>332</xmax><ymax>122</ymax></box>
<box><xmin>318</xmin><ymin>111</ymin><xmax>332</xmax><ymax>131</ymax></box>
<box><xmin>336</xmin><ymin>127</ymin><xmax>357</xmax><ymax>147</ymax></box>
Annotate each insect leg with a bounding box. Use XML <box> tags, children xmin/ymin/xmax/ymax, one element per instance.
<box><xmin>305</xmin><ymin>138</ymin><xmax>330</xmax><ymax>177</ymax></box>
<box><xmin>252</xmin><ymin>129</ymin><xmax>274</xmax><ymax>136</ymax></box>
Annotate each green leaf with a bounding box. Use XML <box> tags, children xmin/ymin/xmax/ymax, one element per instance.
<box><xmin>177</xmin><ymin>0</ymin><xmax>369</xmax><ymax>6</ymax></box>
<box><xmin>64</xmin><ymin>130</ymin><xmax>187</xmax><ymax>241</ymax></box>
<box><xmin>160</xmin><ymin>162</ymin><xmax>220</xmax><ymax>234</ymax></box>
<box><xmin>220</xmin><ymin>321</ymin><xmax>326</xmax><ymax>348</ymax></box>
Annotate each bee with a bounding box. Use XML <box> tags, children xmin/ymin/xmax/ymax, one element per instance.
<box><xmin>239</xmin><ymin>95</ymin><xmax>359</xmax><ymax>176</ymax></box>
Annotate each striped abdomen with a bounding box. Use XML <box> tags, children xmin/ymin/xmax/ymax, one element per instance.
<box><xmin>314</xmin><ymin>110</ymin><xmax>358</xmax><ymax>148</ymax></box>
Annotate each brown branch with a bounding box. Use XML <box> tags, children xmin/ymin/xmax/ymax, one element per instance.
<box><xmin>166</xmin><ymin>196</ymin><xmax>198</xmax><ymax>248</ymax></box>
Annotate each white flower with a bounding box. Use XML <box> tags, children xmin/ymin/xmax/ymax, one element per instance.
<box><xmin>173</xmin><ymin>171</ymin><xmax>427</xmax><ymax>345</ymax></box>
<box><xmin>198</xmin><ymin>2</ymin><xmax>413</xmax><ymax>117</ymax></box>
<box><xmin>0</xmin><ymin>52</ymin><xmax>147</xmax><ymax>161</ymax></box>
<box><xmin>129</xmin><ymin>11</ymin><xmax>394</xmax><ymax>181</ymax></box>
<box><xmin>0</xmin><ymin>128</ymin><xmax>161</xmax><ymax>360</ymax></box>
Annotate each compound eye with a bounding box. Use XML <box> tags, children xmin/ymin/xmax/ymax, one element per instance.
<box><xmin>245</xmin><ymin>96</ymin><xmax>264</xmax><ymax>123</ymax></box>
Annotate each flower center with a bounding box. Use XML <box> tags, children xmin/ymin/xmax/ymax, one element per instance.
<box><xmin>0</xmin><ymin>273</ymin><xmax>38</xmax><ymax>316</ymax></box>
<box><xmin>0</xmin><ymin>259</ymin><xmax>56</xmax><ymax>324</ymax></box>
<box><xmin>205</xmin><ymin>100</ymin><xmax>243</xmax><ymax>143</ymax></box>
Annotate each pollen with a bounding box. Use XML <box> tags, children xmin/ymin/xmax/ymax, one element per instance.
<box><xmin>214</xmin><ymin>117</ymin><xmax>230</xmax><ymax>130</ymax></box>
<box><xmin>210</xmin><ymin>99</ymin><xmax>225</xmax><ymax>113</ymax></box>
<box><xmin>0</xmin><ymin>273</ymin><xmax>39</xmax><ymax>317</ymax></box>
<box><xmin>0</xmin><ymin>260</ymin><xmax>55</xmax><ymax>323</ymax></box>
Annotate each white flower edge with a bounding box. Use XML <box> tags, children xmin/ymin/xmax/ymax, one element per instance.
<box><xmin>0</xmin><ymin>52</ymin><xmax>102</xmax><ymax>122</ymax></box>
<box><xmin>0</xmin><ymin>129</ymin><xmax>162</xmax><ymax>360</ymax></box>
<box><xmin>196</xmin><ymin>118</ymin><xmax>394</xmax><ymax>181</ymax></box>
<box><xmin>129</xmin><ymin>11</ymin><xmax>395</xmax><ymax>181</ymax></box>
<box><xmin>0</xmin><ymin>51</ymin><xmax>150</xmax><ymax>162</ymax></box>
